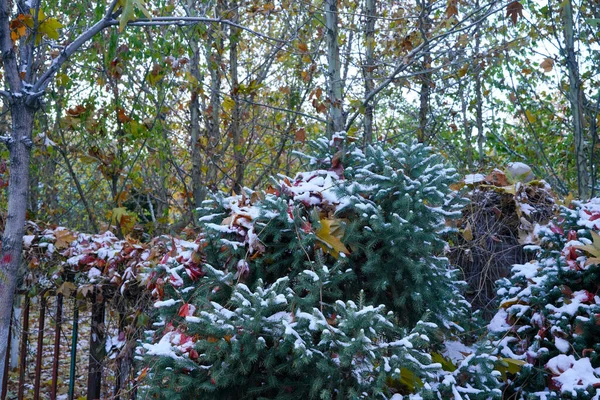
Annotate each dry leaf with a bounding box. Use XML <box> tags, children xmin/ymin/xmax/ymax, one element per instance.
<box><xmin>540</xmin><ymin>58</ymin><xmax>554</xmax><ymax>73</ymax></box>
<box><xmin>57</xmin><ymin>281</ymin><xmax>77</xmax><ymax>297</ymax></box>
<box><xmin>55</xmin><ymin>229</ymin><xmax>77</xmax><ymax>249</ymax></box>
<box><xmin>506</xmin><ymin>1</ymin><xmax>523</xmax><ymax>25</ymax></box>
<box><xmin>463</xmin><ymin>222</ymin><xmax>473</xmax><ymax>241</ymax></box>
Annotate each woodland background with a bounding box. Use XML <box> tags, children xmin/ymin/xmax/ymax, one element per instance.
<box><xmin>1</xmin><ymin>0</ymin><xmax>597</xmax><ymax>235</ymax></box>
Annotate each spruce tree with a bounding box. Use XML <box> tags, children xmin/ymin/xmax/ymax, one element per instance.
<box><xmin>489</xmin><ymin>199</ymin><xmax>600</xmax><ymax>399</ymax></box>
<box><xmin>139</xmin><ymin>134</ymin><xmax>499</xmax><ymax>399</ymax></box>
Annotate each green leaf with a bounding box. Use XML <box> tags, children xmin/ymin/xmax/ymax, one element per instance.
<box><xmin>118</xmin><ymin>0</ymin><xmax>152</xmax><ymax>32</ymax></box>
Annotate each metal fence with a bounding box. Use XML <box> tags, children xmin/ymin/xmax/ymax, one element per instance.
<box><xmin>2</xmin><ymin>288</ymin><xmax>141</xmax><ymax>400</ymax></box>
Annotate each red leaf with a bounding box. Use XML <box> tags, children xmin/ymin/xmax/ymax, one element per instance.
<box><xmin>178</xmin><ymin>303</ymin><xmax>191</xmax><ymax>317</ymax></box>
<box><xmin>550</xmin><ymin>224</ymin><xmax>564</xmax><ymax>235</ymax></box>
<box><xmin>186</xmin><ymin>264</ymin><xmax>204</xmax><ymax>281</ymax></box>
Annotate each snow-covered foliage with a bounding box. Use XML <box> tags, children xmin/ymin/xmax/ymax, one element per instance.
<box><xmin>18</xmin><ymin>222</ymin><xmax>198</xmax><ymax>298</ymax></box>
<box><xmin>490</xmin><ymin>199</ymin><xmax>600</xmax><ymax>399</ymax></box>
<box><xmin>138</xmin><ymin>134</ymin><xmax>501</xmax><ymax>399</ymax></box>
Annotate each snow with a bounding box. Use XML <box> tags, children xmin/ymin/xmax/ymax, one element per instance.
<box><xmin>154</xmin><ymin>299</ymin><xmax>182</xmax><ymax>308</ymax></box>
<box><xmin>464</xmin><ymin>174</ymin><xmax>486</xmax><ymax>184</ymax></box>
<box><xmin>554</xmin><ymin>337</ymin><xmax>570</xmax><ymax>353</ymax></box>
<box><xmin>23</xmin><ymin>235</ymin><xmax>35</xmax><ymax>248</ymax></box>
<box><xmin>142</xmin><ymin>332</ymin><xmax>183</xmax><ymax>360</ymax></box>
<box><xmin>546</xmin><ymin>355</ymin><xmax>600</xmax><ymax>395</ymax></box>
<box><xmin>488</xmin><ymin>309</ymin><xmax>510</xmax><ymax>332</ymax></box>
<box><xmin>443</xmin><ymin>340</ymin><xmax>473</xmax><ymax>363</ymax></box>
<box><xmin>88</xmin><ymin>267</ymin><xmax>102</xmax><ymax>281</ymax></box>
<box><xmin>511</xmin><ymin>262</ymin><xmax>540</xmax><ymax>279</ymax></box>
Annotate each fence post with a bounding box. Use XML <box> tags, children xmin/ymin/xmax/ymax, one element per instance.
<box><xmin>1</xmin><ymin>309</ymin><xmax>12</xmax><ymax>400</ymax></box>
<box><xmin>17</xmin><ymin>296</ymin><xmax>30</xmax><ymax>400</ymax></box>
<box><xmin>87</xmin><ymin>288</ymin><xmax>105</xmax><ymax>400</ymax></box>
<box><xmin>68</xmin><ymin>300</ymin><xmax>79</xmax><ymax>400</ymax></box>
<box><xmin>51</xmin><ymin>294</ymin><xmax>63</xmax><ymax>400</ymax></box>
<box><xmin>33</xmin><ymin>295</ymin><xmax>46</xmax><ymax>400</ymax></box>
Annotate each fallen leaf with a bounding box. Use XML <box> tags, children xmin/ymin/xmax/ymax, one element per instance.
<box><xmin>55</xmin><ymin>229</ymin><xmax>76</xmax><ymax>249</ymax></box>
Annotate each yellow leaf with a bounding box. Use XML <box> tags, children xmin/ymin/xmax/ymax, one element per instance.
<box><xmin>574</xmin><ymin>231</ymin><xmax>600</xmax><ymax>264</ymax></box>
<box><xmin>432</xmin><ymin>352</ymin><xmax>457</xmax><ymax>372</ymax></box>
<box><xmin>499</xmin><ymin>296</ymin><xmax>524</xmax><ymax>309</ymax></box>
<box><xmin>495</xmin><ymin>357</ymin><xmax>526</xmax><ymax>381</ymax></box>
<box><xmin>386</xmin><ymin>368</ymin><xmax>424</xmax><ymax>393</ymax></box>
<box><xmin>315</xmin><ymin>218</ymin><xmax>350</xmax><ymax>259</ymax></box>
<box><xmin>223</xmin><ymin>97</ymin><xmax>235</xmax><ymax>113</ymax></box>
<box><xmin>561</xmin><ymin>193</ymin><xmax>575</xmax><ymax>208</ymax></box>
<box><xmin>110</xmin><ymin>207</ymin><xmax>137</xmax><ymax>235</ymax></box>
<box><xmin>118</xmin><ymin>0</ymin><xmax>152</xmax><ymax>32</ymax></box>
<box><xmin>525</xmin><ymin>109</ymin><xmax>536</xmax><ymax>123</ymax></box>
<box><xmin>38</xmin><ymin>17</ymin><xmax>63</xmax><ymax>40</ymax></box>
<box><xmin>56</xmin><ymin>281</ymin><xmax>77</xmax><ymax>297</ymax></box>
<box><xmin>55</xmin><ymin>229</ymin><xmax>77</xmax><ymax>249</ymax></box>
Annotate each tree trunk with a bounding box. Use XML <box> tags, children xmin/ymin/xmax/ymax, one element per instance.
<box><xmin>325</xmin><ymin>0</ymin><xmax>344</xmax><ymax>136</ymax></box>
<box><xmin>474</xmin><ymin>0</ymin><xmax>485</xmax><ymax>165</ymax></box>
<box><xmin>189</xmin><ymin>34</ymin><xmax>204</xmax><ymax>208</ymax></box>
<box><xmin>562</xmin><ymin>0</ymin><xmax>589</xmax><ymax>199</ymax></box>
<box><xmin>230</xmin><ymin>0</ymin><xmax>244</xmax><ymax>194</ymax></box>
<box><xmin>186</xmin><ymin>0</ymin><xmax>205</xmax><ymax>209</ymax></box>
<box><xmin>0</xmin><ymin>103</ymin><xmax>35</xmax><ymax>396</ymax></box>
<box><xmin>362</xmin><ymin>0</ymin><xmax>376</xmax><ymax>145</ymax></box>
<box><xmin>417</xmin><ymin>0</ymin><xmax>432</xmax><ymax>143</ymax></box>
<box><xmin>202</xmin><ymin>5</ymin><xmax>223</xmax><ymax>199</ymax></box>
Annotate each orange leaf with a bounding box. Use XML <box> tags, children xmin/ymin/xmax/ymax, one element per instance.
<box><xmin>295</xmin><ymin>128</ymin><xmax>306</xmax><ymax>142</ymax></box>
<box><xmin>297</xmin><ymin>42</ymin><xmax>308</xmax><ymax>52</ymax></box>
<box><xmin>117</xmin><ymin>108</ymin><xmax>131</xmax><ymax>123</ymax></box>
<box><xmin>66</xmin><ymin>105</ymin><xmax>87</xmax><ymax>117</ymax></box>
<box><xmin>9</xmin><ymin>14</ymin><xmax>32</xmax><ymax>42</ymax></box>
